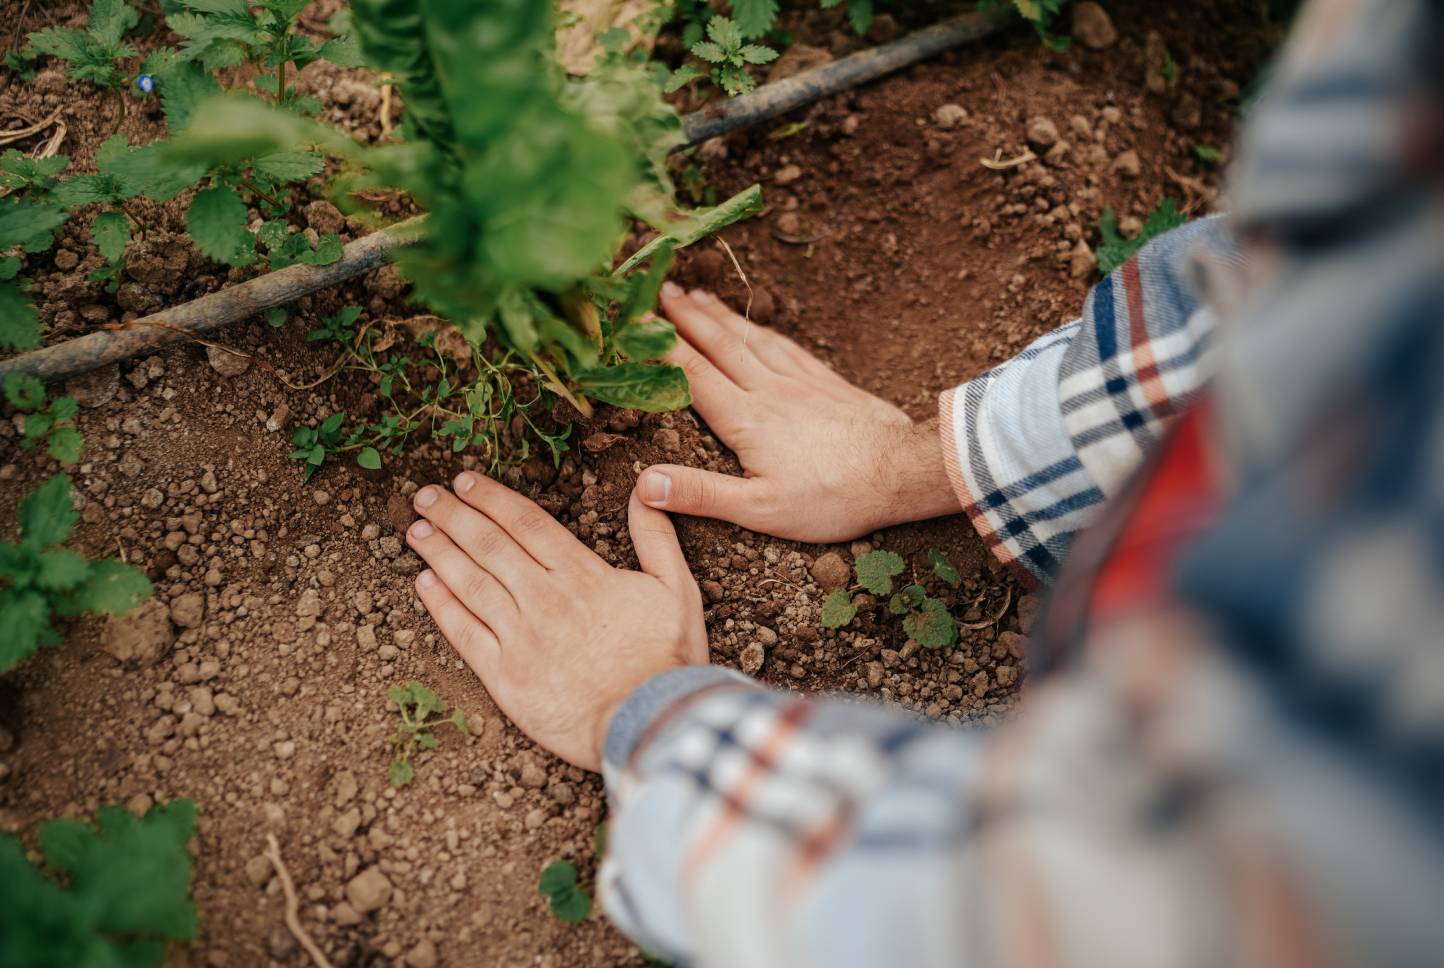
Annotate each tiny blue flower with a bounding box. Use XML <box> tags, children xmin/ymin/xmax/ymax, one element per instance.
<box><xmin>135</xmin><ymin>74</ymin><xmax>154</xmax><ymax>94</ymax></box>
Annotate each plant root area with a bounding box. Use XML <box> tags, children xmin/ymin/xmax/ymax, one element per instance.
<box><xmin>0</xmin><ymin>2</ymin><xmax>1275</xmax><ymax>965</ymax></box>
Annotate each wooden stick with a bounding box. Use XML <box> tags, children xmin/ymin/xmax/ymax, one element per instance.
<box><xmin>265</xmin><ymin>834</ymin><xmax>335</xmax><ymax>968</ymax></box>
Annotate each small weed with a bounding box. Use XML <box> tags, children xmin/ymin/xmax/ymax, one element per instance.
<box><xmin>1193</xmin><ymin>143</ymin><xmax>1224</xmax><ymax>166</ymax></box>
<box><xmin>386</xmin><ymin>681</ymin><xmax>468</xmax><ymax>788</ymax></box>
<box><xmin>820</xmin><ymin>548</ymin><xmax>967</xmax><ymax>649</ymax></box>
<box><xmin>538</xmin><ymin>859</ymin><xmax>592</xmax><ymax>922</ymax></box>
<box><xmin>687</xmin><ymin>16</ymin><xmax>778</xmax><ymax>96</ymax></box>
<box><xmin>4</xmin><ymin>373</ymin><xmax>84</xmax><ymax>465</ymax></box>
<box><xmin>1093</xmin><ymin>198</ymin><xmax>1187</xmax><ymax>275</ymax></box>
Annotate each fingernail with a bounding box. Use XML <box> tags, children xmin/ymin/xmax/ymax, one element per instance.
<box><xmin>689</xmin><ymin>289</ymin><xmax>711</xmax><ymax>303</ymax></box>
<box><xmin>417</xmin><ymin>569</ymin><xmax>438</xmax><ymax>589</ymax></box>
<box><xmin>410</xmin><ymin>520</ymin><xmax>434</xmax><ymax>540</ymax></box>
<box><xmin>415</xmin><ymin>486</ymin><xmax>439</xmax><ymax>509</ymax></box>
<box><xmin>661</xmin><ymin>281</ymin><xmax>682</xmax><ymax>297</ymax></box>
<box><xmin>642</xmin><ymin>470</ymin><xmax>671</xmax><ymax>505</ymax></box>
<box><xmin>455</xmin><ymin>472</ymin><xmax>476</xmax><ymax>493</ymax></box>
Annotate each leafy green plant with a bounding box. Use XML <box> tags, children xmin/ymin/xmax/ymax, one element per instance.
<box><xmin>0</xmin><ymin>189</ymin><xmax>69</xmax><ymax>351</ymax></box>
<box><xmin>1193</xmin><ymin>143</ymin><xmax>1223</xmax><ymax>166</ymax></box>
<box><xmin>820</xmin><ymin>548</ymin><xmax>966</xmax><ymax>649</ymax></box>
<box><xmin>24</xmin><ymin>0</ymin><xmax>145</xmax><ymax>123</ymax></box>
<box><xmin>385</xmin><ymin>680</ymin><xmax>468</xmax><ymax>788</ymax></box>
<box><xmin>979</xmin><ymin>0</ymin><xmax>1070</xmax><ymax>50</ymax></box>
<box><xmin>164</xmin><ymin>0</ymin><xmax>362</xmax><ymax>112</ymax></box>
<box><xmin>0</xmin><ymin>799</ymin><xmax>198</xmax><ymax>967</ymax></box>
<box><xmin>0</xmin><ymin>474</ymin><xmax>154</xmax><ymax>673</ymax></box>
<box><xmin>538</xmin><ymin>859</ymin><xmax>592</xmax><ymax>923</ymax></box>
<box><xmin>684</xmin><ymin>16</ymin><xmax>778</xmax><ymax>96</ymax></box>
<box><xmin>1094</xmin><ymin>198</ymin><xmax>1188</xmax><ymax>275</ymax></box>
<box><xmin>4</xmin><ymin>373</ymin><xmax>84</xmax><ymax>465</ymax></box>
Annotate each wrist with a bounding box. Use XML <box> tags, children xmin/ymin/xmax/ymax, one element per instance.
<box><xmin>867</xmin><ymin>418</ymin><xmax>963</xmax><ymax>529</ymax></box>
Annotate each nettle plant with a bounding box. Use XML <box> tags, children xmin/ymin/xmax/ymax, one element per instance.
<box><xmin>820</xmin><ymin>549</ymin><xmax>969</xmax><ymax>649</ymax></box>
<box><xmin>166</xmin><ymin>0</ymin><xmax>763</xmax><ymax>474</ymax></box>
<box><xmin>0</xmin><ymin>798</ymin><xmax>198</xmax><ymax>966</ymax></box>
<box><xmin>386</xmin><ymin>680</ymin><xmax>468</xmax><ymax>788</ymax></box>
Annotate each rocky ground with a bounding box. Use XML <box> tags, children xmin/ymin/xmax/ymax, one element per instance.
<box><xmin>0</xmin><ymin>1</ymin><xmax>1276</xmax><ymax>964</ymax></box>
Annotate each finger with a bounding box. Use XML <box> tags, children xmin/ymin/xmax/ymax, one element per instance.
<box><xmin>450</xmin><ymin>471</ymin><xmax>590</xmax><ymax>570</ymax></box>
<box><xmin>415</xmin><ymin>568</ymin><xmax>501</xmax><ymax>677</ymax></box>
<box><xmin>684</xmin><ymin>289</ymin><xmax>804</xmax><ymax>378</ymax></box>
<box><xmin>407</xmin><ymin>518</ymin><xmax>522</xmax><ymax>637</ymax></box>
<box><xmin>660</xmin><ymin>283</ymin><xmax>767</xmax><ymax>387</ymax></box>
<box><xmin>627</xmin><ymin>488</ymin><xmax>696</xmax><ymax>595</ymax></box>
<box><xmin>662</xmin><ymin>333</ymin><xmax>746</xmax><ymax>434</ymax></box>
<box><xmin>414</xmin><ymin>484</ymin><xmax>547</xmax><ymax>589</ymax></box>
<box><xmin>638</xmin><ymin>463</ymin><xmax>762</xmax><ymax>528</ymax></box>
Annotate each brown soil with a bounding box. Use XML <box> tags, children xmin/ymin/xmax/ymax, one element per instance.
<box><xmin>0</xmin><ymin>2</ymin><xmax>1276</xmax><ymax>965</ymax></box>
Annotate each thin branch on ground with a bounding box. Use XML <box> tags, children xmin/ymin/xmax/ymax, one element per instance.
<box><xmin>264</xmin><ymin>833</ymin><xmax>335</xmax><ymax>968</ymax></box>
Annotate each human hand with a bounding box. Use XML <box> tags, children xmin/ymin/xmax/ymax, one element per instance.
<box><xmin>406</xmin><ymin>472</ymin><xmax>707</xmax><ymax>772</ymax></box>
<box><xmin>637</xmin><ymin>284</ymin><xmax>961</xmax><ymax>543</ymax></box>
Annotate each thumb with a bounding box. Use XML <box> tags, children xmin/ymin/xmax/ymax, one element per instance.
<box><xmin>637</xmin><ymin>464</ymin><xmax>756</xmax><ymax>525</ymax></box>
<box><xmin>627</xmin><ymin>488</ymin><xmax>694</xmax><ymax>593</ymax></box>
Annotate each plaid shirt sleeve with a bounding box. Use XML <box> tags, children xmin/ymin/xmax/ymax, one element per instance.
<box><xmin>595</xmin><ymin>1</ymin><xmax>1444</xmax><ymax>966</ymax></box>
<box><xmin>938</xmin><ymin>216</ymin><xmax>1243</xmax><ymax>587</ymax></box>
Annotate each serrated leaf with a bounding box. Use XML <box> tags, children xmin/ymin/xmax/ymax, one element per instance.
<box><xmin>576</xmin><ymin>362</ymin><xmax>690</xmax><ymax>412</ymax></box>
<box><xmin>186</xmin><ymin>185</ymin><xmax>254</xmax><ymax>265</ymax></box>
<box><xmin>903</xmin><ymin>597</ymin><xmax>958</xmax><ymax>649</ymax></box>
<box><xmin>92</xmin><ymin>210</ymin><xmax>131</xmax><ymax>263</ymax></box>
<box><xmin>19</xmin><ymin>474</ymin><xmax>76</xmax><ymax>549</ymax></box>
<box><xmin>317</xmin><ymin>33</ymin><xmax>364</xmax><ymax>67</ymax></box>
<box><xmin>928</xmin><ymin>548</ymin><xmax>962</xmax><ymax>586</ymax></box>
<box><xmin>820</xmin><ymin>589</ymin><xmax>857</xmax><ymax>629</ymax></box>
<box><xmin>47</xmin><ymin>426</ymin><xmax>85</xmax><ymax>465</ymax></box>
<box><xmin>356</xmin><ymin>446</ymin><xmax>381</xmax><ymax>470</ymax></box>
<box><xmin>35</xmin><ymin>547</ymin><xmax>90</xmax><ymax>590</ymax></box>
<box><xmin>739</xmin><ymin>44</ymin><xmax>778</xmax><ymax>65</ymax></box>
<box><xmin>690</xmin><ymin>41</ymin><xmax>725</xmax><ymax>63</ymax></box>
<box><xmin>0</xmin><ymin>196</ymin><xmax>71</xmax><ymax>251</ymax></box>
<box><xmin>664</xmin><ymin>64</ymin><xmax>702</xmax><ymax>92</ymax></box>
<box><xmin>4</xmin><ymin>372</ymin><xmax>45</xmax><ymax>410</ymax></box>
<box><xmin>251</xmin><ymin>150</ymin><xmax>324</xmax><ymax>183</ymax></box>
<box><xmin>298</xmin><ymin>232</ymin><xmax>342</xmax><ymax>265</ymax></box>
<box><xmin>54</xmin><ymin>557</ymin><xmax>152</xmax><ymax>616</ymax></box>
<box><xmin>707</xmin><ymin>16</ymin><xmax>743</xmax><ymax>50</ymax></box>
<box><xmin>855</xmin><ymin>549</ymin><xmax>905</xmax><ymax>596</ymax></box>
<box><xmin>730</xmin><ymin>0</ymin><xmax>779</xmax><ymax>38</ymax></box>
<box><xmin>88</xmin><ymin>0</ymin><xmax>141</xmax><ymax>48</ymax></box>
<box><xmin>388</xmin><ymin>758</ymin><xmax>414</xmax><ymax>787</ymax></box>
<box><xmin>100</xmin><ymin>141</ymin><xmax>207</xmax><ymax>202</ymax></box>
<box><xmin>155</xmin><ymin>58</ymin><xmax>222</xmax><ymax>131</ymax></box>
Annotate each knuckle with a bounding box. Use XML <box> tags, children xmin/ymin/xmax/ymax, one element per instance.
<box><xmin>463</xmin><ymin>571</ymin><xmax>495</xmax><ymax>604</ymax></box>
<box><xmin>513</xmin><ymin>508</ymin><xmax>551</xmax><ymax>536</ymax></box>
<box><xmin>682</xmin><ymin>353</ymin><xmax>712</xmax><ymax>380</ymax></box>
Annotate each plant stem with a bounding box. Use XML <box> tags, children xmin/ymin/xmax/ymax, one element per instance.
<box><xmin>276</xmin><ymin>58</ymin><xmax>287</xmax><ymax>106</ymax></box>
<box><xmin>240</xmin><ymin>179</ymin><xmax>285</xmax><ymax>210</ymax></box>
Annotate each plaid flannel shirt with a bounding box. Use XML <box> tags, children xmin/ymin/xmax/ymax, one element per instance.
<box><xmin>597</xmin><ymin>1</ymin><xmax>1444</xmax><ymax>965</ymax></box>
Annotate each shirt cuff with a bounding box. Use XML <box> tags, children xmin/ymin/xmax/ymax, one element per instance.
<box><xmin>601</xmin><ymin>665</ymin><xmax>756</xmax><ymax>776</ymax></box>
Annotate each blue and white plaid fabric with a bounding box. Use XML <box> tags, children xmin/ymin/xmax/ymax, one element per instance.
<box><xmin>594</xmin><ymin>2</ymin><xmax>1444</xmax><ymax>965</ymax></box>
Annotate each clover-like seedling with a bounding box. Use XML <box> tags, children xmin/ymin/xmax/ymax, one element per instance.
<box><xmin>688</xmin><ymin>16</ymin><xmax>777</xmax><ymax>95</ymax></box>
<box><xmin>386</xmin><ymin>680</ymin><xmax>468</xmax><ymax>788</ymax></box>
<box><xmin>820</xmin><ymin>548</ymin><xmax>961</xmax><ymax>649</ymax></box>
<box><xmin>4</xmin><ymin>373</ymin><xmax>84</xmax><ymax>466</ymax></box>
<box><xmin>538</xmin><ymin>859</ymin><xmax>592</xmax><ymax>923</ymax></box>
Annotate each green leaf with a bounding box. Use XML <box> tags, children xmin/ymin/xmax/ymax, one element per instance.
<box><xmin>739</xmin><ymin>44</ymin><xmax>778</xmax><ymax>65</ymax></box>
<box><xmin>388</xmin><ymin>759</ymin><xmax>414</xmax><ymax>787</ymax></box>
<box><xmin>265</xmin><ymin>307</ymin><xmax>287</xmax><ymax>328</ymax></box>
<box><xmin>855</xmin><ymin>549</ymin><xmax>905</xmax><ymax>596</ymax></box>
<box><xmin>155</xmin><ymin>58</ymin><xmax>222</xmax><ymax>131</ymax></box>
<box><xmin>187</xmin><ymin>185</ymin><xmax>254</xmax><ymax>265</ymax></box>
<box><xmin>1193</xmin><ymin>143</ymin><xmax>1223</xmax><ymax>165</ymax></box>
<box><xmin>664</xmin><ymin>65</ymin><xmax>701</xmax><ymax>93</ymax></box>
<box><xmin>615</xmin><ymin>318</ymin><xmax>677</xmax><ymax>361</ymax></box>
<box><xmin>0</xmin><ymin>196</ymin><xmax>70</xmax><ymax>251</ymax></box>
<box><xmin>575</xmin><ymin>362</ymin><xmax>690</xmax><ymax>412</ymax></box>
<box><xmin>820</xmin><ymin>589</ymin><xmax>857</xmax><ymax>629</ymax></box>
<box><xmin>707</xmin><ymin>16</ymin><xmax>743</xmax><ymax>51</ymax></box>
<box><xmin>903</xmin><ymin>597</ymin><xmax>958</xmax><ymax>649</ymax></box>
<box><xmin>356</xmin><ymin>446</ymin><xmax>381</xmax><ymax>470</ymax></box>
<box><xmin>0</xmin><ymin>587</ymin><xmax>54</xmax><ymax>672</ymax></box>
<box><xmin>616</xmin><ymin>185</ymin><xmax>764</xmax><ymax>273</ymax></box>
<box><xmin>100</xmin><ymin>141</ymin><xmax>207</xmax><ymax>202</ymax></box>
<box><xmin>54</xmin><ymin>558</ymin><xmax>152</xmax><ymax>616</ymax></box>
<box><xmin>297</xmin><ymin>232</ymin><xmax>342</xmax><ymax>265</ymax></box>
<box><xmin>927</xmin><ymin>549</ymin><xmax>962</xmax><ymax>587</ymax></box>
<box><xmin>4</xmin><ymin>372</ymin><xmax>45</xmax><ymax>410</ymax></box>
<box><xmin>38</xmin><ymin>798</ymin><xmax>198</xmax><ymax>942</ymax></box>
<box><xmin>87</xmin><ymin>0</ymin><xmax>141</xmax><ymax>49</ymax></box>
<box><xmin>92</xmin><ymin>210</ymin><xmax>131</xmax><ymax>263</ymax></box>
<box><xmin>888</xmin><ymin>583</ymin><xmax>925</xmax><ymax>615</ymax></box>
<box><xmin>0</xmin><ymin>255</ymin><xmax>20</xmax><ymax>280</ymax></box>
<box><xmin>19</xmin><ymin>474</ymin><xmax>76</xmax><ymax>549</ymax></box>
<box><xmin>35</xmin><ymin>548</ymin><xmax>90</xmax><ymax>591</ymax></box>
<box><xmin>730</xmin><ymin>0</ymin><xmax>779</xmax><ymax>38</ymax></box>
<box><xmin>538</xmin><ymin>860</ymin><xmax>591</xmax><ymax>922</ymax></box>
<box><xmin>0</xmin><ymin>280</ymin><xmax>40</xmax><ymax>350</ymax></box>
<box><xmin>690</xmin><ymin>41</ymin><xmax>726</xmax><ymax>63</ymax></box>
<box><xmin>47</xmin><ymin>426</ymin><xmax>85</xmax><ymax>465</ymax></box>
<box><xmin>1094</xmin><ymin>198</ymin><xmax>1187</xmax><ymax>275</ymax></box>
<box><xmin>317</xmin><ymin>33</ymin><xmax>364</xmax><ymax>67</ymax></box>
<box><xmin>251</xmin><ymin>150</ymin><xmax>325</xmax><ymax>183</ymax></box>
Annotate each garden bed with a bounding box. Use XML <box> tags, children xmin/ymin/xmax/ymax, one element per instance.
<box><xmin>0</xmin><ymin>1</ymin><xmax>1275</xmax><ymax>964</ymax></box>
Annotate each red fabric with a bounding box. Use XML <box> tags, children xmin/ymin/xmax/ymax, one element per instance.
<box><xmin>1089</xmin><ymin>401</ymin><xmax>1223</xmax><ymax>620</ymax></box>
